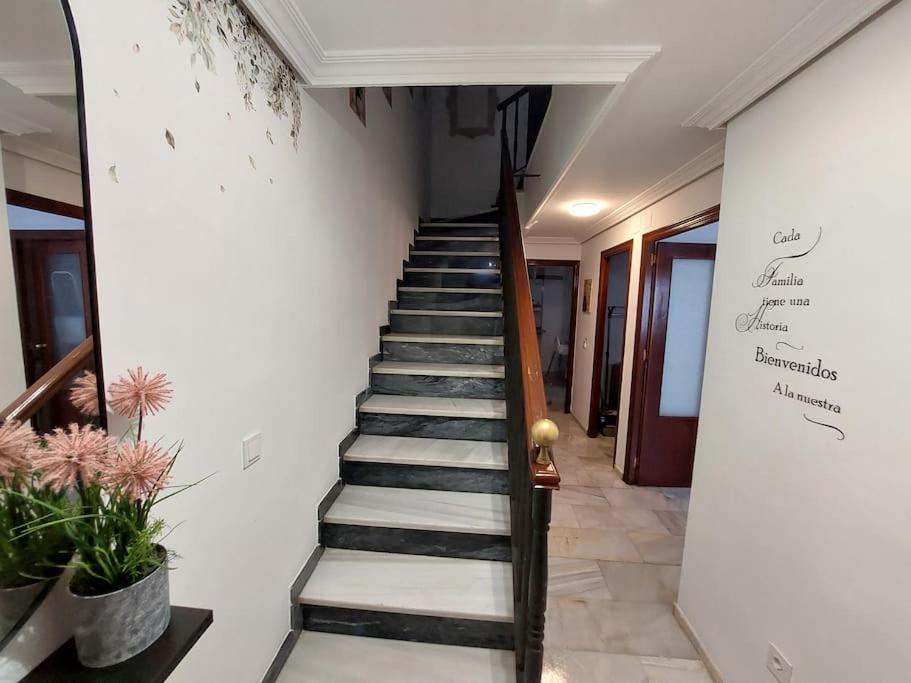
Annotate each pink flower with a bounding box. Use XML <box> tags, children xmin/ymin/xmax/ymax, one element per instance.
<box><xmin>69</xmin><ymin>371</ymin><xmax>100</xmax><ymax>417</ymax></box>
<box><xmin>106</xmin><ymin>441</ymin><xmax>172</xmax><ymax>501</ymax></box>
<box><xmin>0</xmin><ymin>421</ymin><xmax>37</xmax><ymax>482</ymax></box>
<box><xmin>108</xmin><ymin>367</ymin><xmax>173</xmax><ymax>418</ymax></box>
<box><xmin>32</xmin><ymin>424</ymin><xmax>113</xmax><ymax>492</ymax></box>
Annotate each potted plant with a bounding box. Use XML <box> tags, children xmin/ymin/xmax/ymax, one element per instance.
<box><xmin>0</xmin><ymin>421</ymin><xmax>72</xmax><ymax>642</ymax></box>
<box><xmin>21</xmin><ymin>367</ymin><xmax>201</xmax><ymax>668</ymax></box>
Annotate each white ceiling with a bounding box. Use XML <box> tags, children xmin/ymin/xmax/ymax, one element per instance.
<box><xmin>0</xmin><ymin>0</ymin><xmax>78</xmax><ymax>162</ymax></box>
<box><xmin>245</xmin><ymin>0</ymin><xmax>886</xmax><ymax>242</ymax></box>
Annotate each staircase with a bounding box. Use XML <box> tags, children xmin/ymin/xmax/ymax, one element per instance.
<box><xmin>280</xmin><ymin>220</ymin><xmax>518</xmax><ymax>682</ymax></box>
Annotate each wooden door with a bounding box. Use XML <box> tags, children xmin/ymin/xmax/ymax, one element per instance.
<box><xmin>637</xmin><ymin>242</ymin><xmax>716</xmax><ymax>486</ymax></box>
<box><xmin>11</xmin><ymin>231</ymin><xmax>92</xmax><ymax>429</ymax></box>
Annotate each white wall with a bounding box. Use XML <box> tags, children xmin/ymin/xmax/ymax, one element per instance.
<box><xmin>1</xmin><ymin>147</ymin><xmax>83</xmax><ymax>207</ymax></box>
<box><xmin>570</xmin><ymin>168</ymin><xmax>722</xmax><ymax>467</ymax></box>
<box><xmin>0</xmin><ymin>150</ymin><xmax>27</xmax><ymax>409</ymax></box>
<box><xmin>65</xmin><ymin>2</ymin><xmax>420</xmax><ymax>681</ymax></box>
<box><xmin>679</xmin><ymin>4</ymin><xmax>911</xmax><ymax>681</ymax></box>
<box><xmin>524</xmin><ymin>238</ymin><xmax>582</xmax><ymax>262</ymax></box>
<box><xmin>520</xmin><ymin>84</ymin><xmax>615</xmax><ymax>225</ymax></box>
<box><xmin>424</xmin><ymin>86</ymin><xmax>519</xmax><ymax>218</ymax></box>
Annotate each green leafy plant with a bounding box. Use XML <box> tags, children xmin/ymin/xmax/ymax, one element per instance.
<box><xmin>11</xmin><ymin>368</ymin><xmax>205</xmax><ymax>597</ymax></box>
<box><xmin>0</xmin><ymin>423</ymin><xmax>72</xmax><ymax>589</ymax></box>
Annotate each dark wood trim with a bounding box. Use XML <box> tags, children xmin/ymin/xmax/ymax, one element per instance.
<box><xmin>586</xmin><ymin>240</ymin><xmax>634</xmax><ymax>438</ymax></box>
<box><xmin>622</xmin><ymin>205</ymin><xmax>720</xmax><ymax>484</ymax></box>
<box><xmin>526</xmin><ymin>259</ymin><xmax>580</xmax><ymax>414</ymax></box>
<box><xmin>0</xmin><ymin>336</ymin><xmax>94</xmax><ymax>423</ymax></box>
<box><xmin>499</xmin><ymin>147</ymin><xmax>559</xmax><ymax>489</ymax></box>
<box><xmin>8</xmin><ymin>229</ymin><xmax>85</xmax><ymax>241</ymax></box>
<box><xmin>5</xmin><ymin>189</ymin><xmax>84</xmax><ymax>220</ymax></box>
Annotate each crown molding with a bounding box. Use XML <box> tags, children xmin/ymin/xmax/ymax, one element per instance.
<box><xmin>524</xmin><ymin>236</ymin><xmax>581</xmax><ymax>245</ymax></box>
<box><xmin>0</xmin><ymin>134</ymin><xmax>81</xmax><ymax>175</ymax></box>
<box><xmin>241</xmin><ymin>0</ymin><xmax>659</xmax><ymax>86</ymax></box>
<box><xmin>581</xmin><ymin>141</ymin><xmax>725</xmax><ymax>243</ymax></box>
<box><xmin>684</xmin><ymin>0</ymin><xmax>891</xmax><ymax>129</ymax></box>
<box><xmin>0</xmin><ymin>60</ymin><xmax>76</xmax><ymax>96</ymax></box>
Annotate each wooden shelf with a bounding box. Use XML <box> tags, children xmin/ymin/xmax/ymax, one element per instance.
<box><xmin>23</xmin><ymin>606</ymin><xmax>212</xmax><ymax>682</ymax></box>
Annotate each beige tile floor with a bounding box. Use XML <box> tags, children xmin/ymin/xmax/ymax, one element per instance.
<box><xmin>542</xmin><ymin>413</ymin><xmax>711</xmax><ymax>683</ymax></box>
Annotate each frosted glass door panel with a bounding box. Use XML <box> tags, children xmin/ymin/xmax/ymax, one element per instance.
<box><xmin>658</xmin><ymin>258</ymin><xmax>714</xmax><ymax>417</ymax></box>
<box><xmin>46</xmin><ymin>252</ymin><xmax>87</xmax><ymax>360</ymax></box>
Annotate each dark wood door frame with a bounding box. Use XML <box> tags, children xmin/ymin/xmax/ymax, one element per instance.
<box><xmin>6</xmin><ymin>189</ymin><xmax>84</xmax><ymax>220</ymax></box>
<box><xmin>526</xmin><ymin>259</ymin><xmax>580</xmax><ymax>414</ymax></box>
<box><xmin>586</xmin><ymin>240</ymin><xmax>634</xmax><ymax>437</ymax></box>
<box><xmin>623</xmin><ymin>205</ymin><xmax>721</xmax><ymax>484</ymax></box>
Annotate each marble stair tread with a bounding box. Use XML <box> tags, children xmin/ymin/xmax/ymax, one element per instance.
<box><xmin>382</xmin><ymin>333</ymin><xmax>504</xmax><ymax>345</ymax></box>
<box><xmin>420</xmin><ymin>222</ymin><xmax>498</xmax><ymax>228</ymax></box>
<box><xmin>415</xmin><ymin>235</ymin><xmax>499</xmax><ymax>242</ymax></box>
<box><xmin>389</xmin><ymin>309</ymin><xmax>502</xmax><ymax>317</ymax></box>
<box><xmin>344</xmin><ymin>435</ymin><xmax>508</xmax><ymax>470</ymax></box>
<box><xmin>298</xmin><ymin>548</ymin><xmax>514</xmax><ymax>622</ymax></box>
<box><xmin>411</xmin><ymin>250</ymin><xmax>499</xmax><ymax>256</ymax></box>
<box><xmin>324</xmin><ymin>485</ymin><xmax>510</xmax><ymax>535</ymax></box>
<box><xmin>373</xmin><ymin>361</ymin><xmax>504</xmax><ymax>378</ymax></box>
<box><xmin>277</xmin><ymin>631</ymin><xmax>515</xmax><ymax>683</ymax></box>
<box><xmin>399</xmin><ymin>286</ymin><xmax>503</xmax><ymax>294</ymax></box>
<box><xmin>404</xmin><ymin>267</ymin><xmax>500</xmax><ymax>273</ymax></box>
<box><xmin>360</xmin><ymin>395</ymin><xmax>507</xmax><ymax>419</ymax></box>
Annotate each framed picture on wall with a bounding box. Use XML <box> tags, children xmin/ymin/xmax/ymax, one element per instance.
<box><xmin>349</xmin><ymin>87</ymin><xmax>366</xmax><ymax>126</ymax></box>
<box><xmin>582</xmin><ymin>278</ymin><xmax>593</xmax><ymax>313</ymax></box>
<box><xmin>446</xmin><ymin>86</ymin><xmax>497</xmax><ymax>138</ymax></box>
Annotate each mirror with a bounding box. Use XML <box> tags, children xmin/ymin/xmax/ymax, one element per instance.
<box><xmin>0</xmin><ymin>0</ymin><xmax>102</xmax><ymax>647</ymax></box>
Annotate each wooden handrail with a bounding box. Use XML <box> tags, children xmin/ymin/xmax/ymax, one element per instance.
<box><xmin>0</xmin><ymin>336</ymin><xmax>94</xmax><ymax>423</ymax></box>
<box><xmin>499</xmin><ymin>144</ymin><xmax>560</xmax><ymax>489</ymax></box>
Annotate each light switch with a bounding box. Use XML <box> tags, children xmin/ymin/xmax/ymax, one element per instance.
<box><xmin>242</xmin><ymin>432</ymin><xmax>263</xmax><ymax>470</ymax></box>
<box><xmin>766</xmin><ymin>643</ymin><xmax>792</xmax><ymax>683</ymax></box>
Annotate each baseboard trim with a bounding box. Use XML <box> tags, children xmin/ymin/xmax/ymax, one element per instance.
<box><xmin>289</xmin><ymin>545</ymin><xmax>324</xmax><ymax>630</ymax></box>
<box><xmin>317</xmin><ymin>479</ymin><xmax>344</xmax><ymax>520</ymax></box>
<box><xmin>261</xmin><ymin>629</ymin><xmax>299</xmax><ymax>683</ymax></box>
<box><xmin>673</xmin><ymin>603</ymin><xmax>724</xmax><ymax>683</ymax></box>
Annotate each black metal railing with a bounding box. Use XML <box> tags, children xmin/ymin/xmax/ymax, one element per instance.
<box><xmin>498</xmin><ymin>140</ymin><xmax>560</xmax><ymax>683</ymax></box>
<box><xmin>497</xmin><ymin>86</ymin><xmax>552</xmax><ymax>190</ymax></box>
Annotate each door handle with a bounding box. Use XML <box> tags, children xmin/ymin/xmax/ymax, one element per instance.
<box><xmin>30</xmin><ymin>343</ymin><xmax>48</xmax><ymax>351</ymax></box>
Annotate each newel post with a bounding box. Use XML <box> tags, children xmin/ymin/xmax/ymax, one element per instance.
<box><xmin>523</xmin><ymin>419</ymin><xmax>559</xmax><ymax>682</ymax></box>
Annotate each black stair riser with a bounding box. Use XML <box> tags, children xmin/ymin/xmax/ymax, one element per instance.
<box><xmin>321</xmin><ymin>524</ymin><xmax>511</xmax><ymax>562</ymax></box>
<box><xmin>419</xmin><ymin>226</ymin><xmax>498</xmax><ymax>237</ymax></box>
<box><xmin>300</xmin><ymin>606</ymin><xmax>514</xmax><ymax>650</ymax></box>
<box><xmin>390</xmin><ymin>315</ymin><xmax>504</xmax><ymax>336</ymax></box>
<box><xmin>397</xmin><ymin>291</ymin><xmax>503</xmax><ymax>311</ymax></box>
<box><xmin>342</xmin><ymin>460</ymin><xmax>510</xmax><ymax>494</ymax></box>
<box><xmin>402</xmin><ymin>272</ymin><xmax>501</xmax><ymax>288</ymax></box>
<box><xmin>358</xmin><ymin>413</ymin><xmax>507</xmax><ymax>442</ymax></box>
<box><xmin>371</xmin><ymin>373</ymin><xmax>504</xmax><ymax>399</ymax></box>
<box><xmin>413</xmin><ymin>241</ymin><xmax>499</xmax><ymax>252</ymax></box>
<box><xmin>408</xmin><ymin>254</ymin><xmax>501</xmax><ymax>269</ymax></box>
<box><xmin>383</xmin><ymin>341</ymin><xmax>504</xmax><ymax>365</ymax></box>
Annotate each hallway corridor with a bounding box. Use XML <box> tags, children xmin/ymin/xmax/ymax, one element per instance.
<box><xmin>543</xmin><ymin>413</ymin><xmax>710</xmax><ymax>682</ymax></box>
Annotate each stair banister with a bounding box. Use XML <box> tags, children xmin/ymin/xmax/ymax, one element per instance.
<box><xmin>0</xmin><ymin>335</ymin><xmax>95</xmax><ymax>423</ymax></box>
<box><xmin>497</xmin><ymin>139</ymin><xmax>560</xmax><ymax>683</ymax></box>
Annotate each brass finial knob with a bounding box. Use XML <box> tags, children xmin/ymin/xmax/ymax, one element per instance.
<box><xmin>532</xmin><ymin>418</ymin><xmax>559</xmax><ymax>465</ymax></box>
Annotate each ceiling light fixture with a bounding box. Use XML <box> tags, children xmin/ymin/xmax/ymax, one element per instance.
<box><xmin>568</xmin><ymin>202</ymin><xmax>602</xmax><ymax>218</ymax></box>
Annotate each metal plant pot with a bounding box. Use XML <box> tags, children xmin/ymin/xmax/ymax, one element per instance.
<box><xmin>0</xmin><ymin>579</ymin><xmax>48</xmax><ymax>642</ymax></box>
<box><xmin>70</xmin><ymin>549</ymin><xmax>170</xmax><ymax>668</ymax></box>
